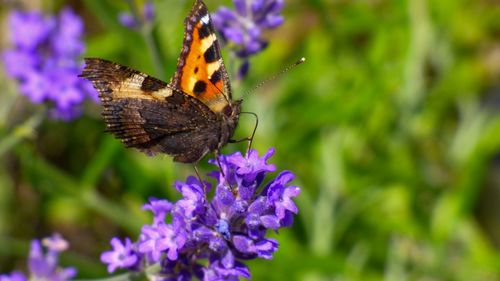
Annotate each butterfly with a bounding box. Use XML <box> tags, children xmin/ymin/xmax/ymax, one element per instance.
<box><xmin>80</xmin><ymin>0</ymin><xmax>242</xmax><ymax>163</ymax></box>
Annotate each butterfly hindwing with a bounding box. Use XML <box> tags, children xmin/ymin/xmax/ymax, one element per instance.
<box><xmin>172</xmin><ymin>0</ymin><xmax>232</xmax><ymax>113</ymax></box>
<box><xmin>108</xmin><ymin>92</ymin><xmax>222</xmax><ymax>163</ymax></box>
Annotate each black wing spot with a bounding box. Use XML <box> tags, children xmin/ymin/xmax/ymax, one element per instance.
<box><xmin>198</xmin><ymin>23</ymin><xmax>211</xmax><ymax>39</ymax></box>
<box><xmin>193</xmin><ymin>80</ymin><xmax>207</xmax><ymax>95</ymax></box>
<box><xmin>141</xmin><ymin>76</ymin><xmax>167</xmax><ymax>92</ymax></box>
<box><xmin>210</xmin><ymin>69</ymin><xmax>221</xmax><ymax>84</ymax></box>
<box><xmin>194</xmin><ymin>67</ymin><xmax>199</xmax><ymax>74</ymax></box>
<box><xmin>204</xmin><ymin>43</ymin><xmax>218</xmax><ymax>63</ymax></box>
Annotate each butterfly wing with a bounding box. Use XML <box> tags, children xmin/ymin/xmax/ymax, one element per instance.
<box><xmin>80</xmin><ymin>58</ymin><xmax>223</xmax><ymax>163</ymax></box>
<box><xmin>171</xmin><ymin>0</ymin><xmax>232</xmax><ymax>114</ymax></box>
<box><xmin>80</xmin><ymin>0</ymin><xmax>241</xmax><ymax>163</ymax></box>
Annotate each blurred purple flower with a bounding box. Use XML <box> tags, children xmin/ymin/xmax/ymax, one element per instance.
<box><xmin>1</xmin><ymin>234</ymin><xmax>76</xmax><ymax>281</ymax></box>
<box><xmin>0</xmin><ymin>272</ymin><xmax>26</xmax><ymax>281</ymax></box>
<box><xmin>28</xmin><ymin>233</ymin><xmax>77</xmax><ymax>281</ymax></box>
<box><xmin>118</xmin><ymin>13</ymin><xmax>137</xmax><ymax>29</ymax></box>
<box><xmin>2</xmin><ymin>8</ymin><xmax>97</xmax><ymax>120</ymax></box>
<box><xmin>8</xmin><ymin>10</ymin><xmax>54</xmax><ymax>50</ymax></box>
<box><xmin>118</xmin><ymin>1</ymin><xmax>155</xmax><ymax>29</ymax></box>
<box><xmin>101</xmin><ymin>148</ymin><xmax>300</xmax><ymax>280</ymax></box>
<box><xmin>212</xmin><ymin>0</ymin><xmax>284</xmax><ymax>77</ymax></box>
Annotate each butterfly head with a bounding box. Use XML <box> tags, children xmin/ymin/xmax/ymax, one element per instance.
<box><xmin>223</xmin><ymin>99</ymin><xmax>242</xmax><ymax>117</ymax></box>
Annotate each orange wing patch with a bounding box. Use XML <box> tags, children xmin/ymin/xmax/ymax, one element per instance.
<box><xmin>172</xmin><ymin>0</ymin><xmax>232</xmax><ymax>113</ymax></box>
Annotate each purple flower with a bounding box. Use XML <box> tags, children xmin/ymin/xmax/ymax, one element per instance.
<box><xmin>101</xmin><ymin>237</ymin><xmax>139</xmax><ymax>273</ymax></box>
<box><xmin>266</xmin><ymin>171</ymin><xmax>300</xmax><ymax>227</ymax></box>
<box><xmin>100</xmin><ymin>148</ymin><xmax>300</xmax><ymax>280</ymax></box>
<box><xmin>138</xmin><ymin>223</ymin><xmax>186</xmax><ymax>262</ymax></box>
<box><xmin>42</xmin><ymin>233</ymin><xmax>70</xmax><ymax>252</ymax></box>
<box><xmin>1</xmin><ymin>234</ymin><xmax>75</xmax><ymax>281</ymax></box>
<box><xmin>143</xmin><ymin>198</ymin><xmax>174</xmax><ymax>224</ymax></box>
<box><xmin>232</xmin><ymin>236</ymin><xmax>278</xmax><ymax>259</ymax></box>
<box><xmin>203</xmin><ymin>259</ymin><xmax>250</xmax><ymax>280</ymax></box>
<box><xmin>143</xmin><ymin>2</ymin><xmax>155</xmax><ymax>23</ymax></box>
<box><xmin>246</xmin><ymin>196</ymin><xmax>280</xmax><ymax>230</ymax></box>
<box><xmin>2</xmin><ymin>8</ymin><xmax>97</xmax><ymax>120</ymax></box>
<box><xmin>212</xmin><ymin>0</ymin><xmax>284</xmax><ymax>77</ymax></box>
<box><xmin>0</xmin><ymin>272</ymin><xmax>27</xmax><ymax>281</ymax></box>
<box><xmin>118</xmin><ymin>13</ymin><xmax>137</xmax><ymax>29</ymax></box>
<box><xmin>52</xmin><ymin>9</ymin><xmax>85</xmax><ymax>56</ymax></box>
<box><xmin>29</xmin><ymin>237</ymin><xmax>77</xmax><ymax>281</ymax></box>
<box><xmin>174</xmin><ymin>178</ymin><xmax>207</xmax><ymax>219</ymax></box>
<box><xmin>118</xmin><ymin>1</ymin><xmax>155</xmax><ymax>29</ymax></box>
<box><xmin>227</xmin><ymin>148</ymin><xmax>276</xmax><ymax>183</ymax></box>
<box><xmin>8</xmin><ymin>10</ymin><xmax>54</xmax><ymax>50</ymax></box>
<box><xmin>0</xmin><ymin>234</ymin><xmax>77</xmax><ymax>281</ymax></box>
<box><xmin>2</xmin><ymin>50</ymin><xmax>38</xmax><ymax>79</ymax></box>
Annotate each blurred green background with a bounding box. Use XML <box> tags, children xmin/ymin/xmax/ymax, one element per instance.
<box><xmin>1</xmin><ymin>0</ymin><xmax>499</xmax><ymax>280</ymax></box>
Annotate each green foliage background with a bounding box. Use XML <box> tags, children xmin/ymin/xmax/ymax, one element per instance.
<box><xmin>1</xmin><ymin>0</ymin><xmax>499</xmax><ymax>280</ymax></box>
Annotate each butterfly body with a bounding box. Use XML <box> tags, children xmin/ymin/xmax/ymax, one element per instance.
<box><xmin>81</xmin><ymin>0</ymin><xmax>241</xmax><ymax>163</ymax></box>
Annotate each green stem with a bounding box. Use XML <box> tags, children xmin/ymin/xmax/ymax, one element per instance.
<box><xmin>74</xmin><ymin>263</ymin><xmax>160</xmax><ymax>281</ymax></box>
<box><xmin>80</xmin><ymin>136</ymin><xmax>121</xmax><ymax>189</ymax></box>
<box><xmin>75</xmin><ymin>272</ymin><xmax>143</xmax><ymax>281</ymax></box>
<box><xmin>0</xmin><ymin>109</ymin><xmax>45</xmax><ymax>158</ymax></box>
<box><xmin>15</xmin><ymin>144</ymin><xmax>142</xmax><ymax>233</ymax></box>
<box><xmin>126</xmin><ymin>0</ymin><xmax>165</xmax><ymax>78</ymax></box>
<box><xmin>142</xmin><ymin>27</ymin><xmax>165</xmax><ymax>78</ymax></box>
<box><xmin>399</xmin><ymin>0</ymin><xmax>432</xmax><ymax>131</ymax></box>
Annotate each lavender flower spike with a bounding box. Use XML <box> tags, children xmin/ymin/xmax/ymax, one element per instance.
<box><xmin>0</xmin><ymin>272</ymin><xmax>26</xmax><ymax>281</ymax></box>
<box><xmin>212</xmin><ymin>0</ymin><xmax>285</xmax><ymax>77</ymax></box>
<box><xmin>2</xmin><ymin>8</ymin><xmax>97</xmax><ymax>120</ymax></box>
<box><xmin>100</xmin><ymin>148</ymin><xmax>301</xmax><ymax>280</ymax></box>
<box><xmin>118</xmin><ymin>1</ymin><xmax>155</xmax><ymax>29</ymax></box>
<box><xmin>28</xmin><ymin>233</ymin><xmax>77</xmax><ymax>281</ymax></box>
<box><xmin>1</xmin><ymin>234</ymin><xmax>76</xmax><ymax>281</ymax></box>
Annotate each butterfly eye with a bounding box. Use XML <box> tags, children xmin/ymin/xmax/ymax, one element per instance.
<box><xmin>223</xmin><ymin>104</ymin><xmax>233</xmax><ymax>117</ymax></box>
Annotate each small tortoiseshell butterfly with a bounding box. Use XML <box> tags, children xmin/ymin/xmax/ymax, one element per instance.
<box><xmin>80</xmin><ymin>0</ymin><xmax>241</xmax><ymax>163</ymax></box>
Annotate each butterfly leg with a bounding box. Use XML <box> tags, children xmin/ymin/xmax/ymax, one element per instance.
<box><xmin>192</xmin><ymin>163</ymin><xmax>207</xmax><ymax>193</ymax></box>
<box><xmin>229</xmin><ymin>111</ymin><xmax>259</xmax><ymax>156</ymax></box>
<box><xmin>214</xmin><ymin>151</ymin><xmax>228</xmax><ymax>180</ymax></box>
<box><xmin>214</xmin><ymin>150</ymin><xmax>237</xmax><ymax>191</ymax></box>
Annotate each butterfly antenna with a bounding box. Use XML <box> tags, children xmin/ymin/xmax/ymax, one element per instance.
<box><xmin>243</xmin><ymin>57</ymin><xmax>306</xmax><ymax>96</ymax></box>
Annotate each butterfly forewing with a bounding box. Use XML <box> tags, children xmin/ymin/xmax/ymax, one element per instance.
<box><xmin>172</xmin><ymin>0</ymin><xmax>232</xmax><ymax>113</ymax></box>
